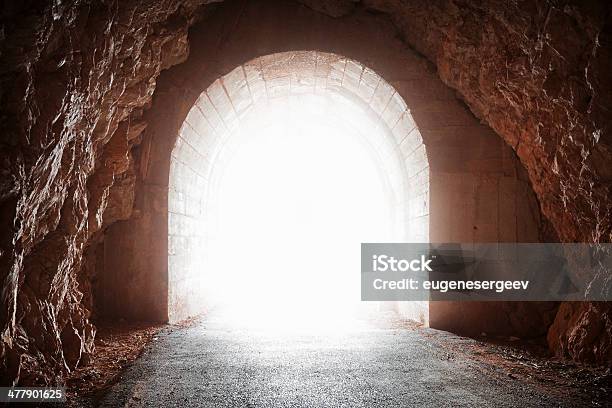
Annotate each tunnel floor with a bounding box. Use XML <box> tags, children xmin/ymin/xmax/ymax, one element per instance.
<box><xmin>97</xmin><ymin>312</ymin><xmax>601</xmax><ymax>407</ymax></box>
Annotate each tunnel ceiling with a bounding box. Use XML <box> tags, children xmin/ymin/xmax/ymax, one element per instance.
<box><xmin>0</xmin><ymin>0</ymin><xmax>611</xmax><ymax>384</ymax></box>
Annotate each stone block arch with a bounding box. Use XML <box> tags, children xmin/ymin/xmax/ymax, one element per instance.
<box><xmin>100</xmin><ymin>0</ymin><xmax>545</xmax><ymax>337</ymax></box>
<box><xmin>168</xmin><ymin>51</ymin><xmax>429</xmax><ymax>321</ymax></box>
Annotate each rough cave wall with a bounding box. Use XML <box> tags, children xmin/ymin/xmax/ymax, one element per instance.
<box><xmin>0</xmin><ymin>0</ymin><xmax>211</xmax><ymax>385</ymax></box>
<box><xmin>359</xmin><ymin>0</ymin><xmax>612</xmax><ymax>364</ymax></box>
<box><xmin>0</xmin><ymin>0</ymin><xmax>610</xmax><ymax>386</ymax></box>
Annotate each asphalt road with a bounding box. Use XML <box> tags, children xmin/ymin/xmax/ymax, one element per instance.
<box><xmin>99</xmin><ymin>312</ymin><xmax>570</xmax><ymax>408</ymax></box>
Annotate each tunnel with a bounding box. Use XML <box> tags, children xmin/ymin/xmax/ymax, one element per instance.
<box><xmin>0</xmin><ymin>0</ymin><xmax>611</xmax><ymax>406</ymax></box>
<box><xmin>166</xmin><ymin>51</ymin><xmax>427</xmax><ymax>324</ymax></box>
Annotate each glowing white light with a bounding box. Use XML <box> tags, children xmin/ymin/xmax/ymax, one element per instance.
<box><xmin>199</xmin><ymin>93</ymin><xmax>407</xmax><ymax>332</ymax></box>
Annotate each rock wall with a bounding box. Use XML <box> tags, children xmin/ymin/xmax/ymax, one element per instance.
<box><xmin>0</xmin><ymin>0</ymin><xmax>208</xmax><ymax>385</ymax></box>
<box><xmin>0</xmin><ymin>0</ymin><xmax>610</xmax><ymax>385</ymax></box>
<box><xmin>359</xmin><ymin>0</ymin><xmax>611</xmax><ymax>364</ymax></box>
<box><xmin>363</xmin><ymin>0</ymin><xmax>612</xmax><ymax>242</ymax></box>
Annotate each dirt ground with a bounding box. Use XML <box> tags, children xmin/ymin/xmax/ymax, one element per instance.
<box><xmin>391</xmin><ymin>319</ymin><xmax>612</xmax><ymax>407</ymax></box>
<box><xmin>65</xmin><ymin>321</ymin><xmax>166</xmax><ymax>407</ymax></box>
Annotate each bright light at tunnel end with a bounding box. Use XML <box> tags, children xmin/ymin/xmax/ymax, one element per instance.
<box><xmin>199</xmin><ymin>93</ymin><xmax>407</xmax><ymax>333</ymax></box>
<box><xmin>168</xmin><ymin>51</ymin><xmax>432</xmax><ymax>334</ymax></box>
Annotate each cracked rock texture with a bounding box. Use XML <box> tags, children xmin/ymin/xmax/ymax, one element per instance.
<box><xmin>361</xmin><ymin>0</ymin><xmax>612</xmax><ymax>364</ymax></box>
<box><xmin>0</xmin><ymin>0</ymin><xmax>207</xmax><ymax>385</ymax></box>
<box><xmin>0</xmin><ymin>0</ymin><xmax>611</xmax><ymax>385</ymax></box>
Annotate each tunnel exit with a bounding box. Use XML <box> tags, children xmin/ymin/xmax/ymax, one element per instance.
<box><xmin>200</xmin><ymin>93</ymin><xmax>405</xmax><ymax>331</ymax></box>
<box><xmin>167</xmin><ymin>52</ymin><xmax>430</xmax><ymax>328</ymax></box>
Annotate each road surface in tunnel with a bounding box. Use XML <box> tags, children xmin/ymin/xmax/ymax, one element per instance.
<box><xmin>99</xmin><ymin>311</ymin><xmax>573</xmax><ymax>407</ymax></box>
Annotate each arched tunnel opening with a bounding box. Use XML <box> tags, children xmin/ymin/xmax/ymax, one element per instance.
<box><xmin>167</xmin><ymin>52</ymin><xmax>427</xmax><ymax>329</ymax></box>
<box><xmin>1</xmin><ymin>0</ymin><xmax>611</xmax><ymax>406</ymax></box>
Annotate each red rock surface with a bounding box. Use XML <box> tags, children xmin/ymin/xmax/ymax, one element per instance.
<box><xmin>360</xmin><ymin>0</ymin><xmax>612</xmax><ymax>364</ymax></box>
<box><xmin>548</xmin><ymin>302</ymin><xmax>612</xmax><ymax>363</ymax></box>
<box><xmin>364</xmin><ymin>0</ymin><xmax>612</xmax><ymax>244</ymax></box>
<box><xmin>0</xmin><ymin>0</ymin><xmax>207</xmax><ymax>385</ymax></box>
<box><xmin>65</xmin><ymin>321</ymin><xmax>164</xmax><ymax>407</ymax></box>
<box><xmin>0</xmin><ymin>0</ymin><xmax>610</xmax><ymax>386</ymax></box>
